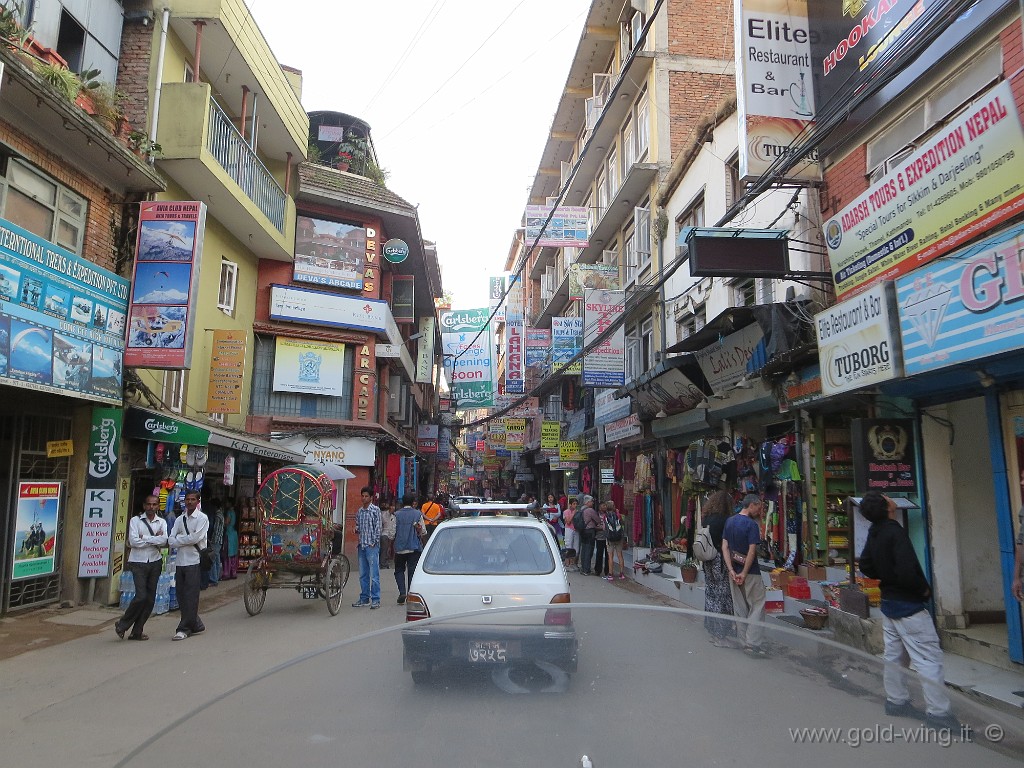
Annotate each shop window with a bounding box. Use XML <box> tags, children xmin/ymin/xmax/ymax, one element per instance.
<box><xmin>250</xmin><ymin>335</ymin><xmax>354</xmax><ymax>419</ymax></box>
<box><xmin>218</xmin><ymin>259</ymin><xmax>238</xmax><ymax>315</ymax></box>
<box><xmin>163</xmin><ymin>370</ymin><xmax>186</xmax><ymax>414</ymax></box>
<box><xmin>0</xmin><ymin>158</ymin><xmax>87</xmax><ymax>254</ymax></box>
<box><xmin>392</xmin><ymin>275</ymin><xmax>414</xmax><ymax>322</ymax></box>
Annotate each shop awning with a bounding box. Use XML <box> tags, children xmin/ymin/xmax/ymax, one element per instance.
<box><xmin>613</xmin><ymin>354</ymin><xmax>712</xmax><ymax>419</ymax></box>
<box><xmin>127</xmin><ymin>407</ymin><xmax>305</xmax><ymax>463</ymax></box>
<box><xmin>665</xmin><ymin>301</ymin><xmax>814</xmax><ymax>356</ymax></box>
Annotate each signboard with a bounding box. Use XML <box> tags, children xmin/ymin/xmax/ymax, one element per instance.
<box><xmin>735</xmin><ymin>0</ymin><xmax>818</xmax><ymax>181</ymax></box>
<box><xmin>273</xmin><ymin>337</ymin><xmax>346</xmax><ymax>396</ymax></box>
<box><xmin>505</xmin><ymin>418</ymin><xmax>526</xmax><ymax>449</ymax></box>
<box><xmin>600</xmin><ymin>467</ymin><xmax>615</xmax><ymax>485</ymax></box>
<box><xmin>694</xmin><ymin>322</ymin><xmax>764</xmax><ymax>393</ymax></box>
<box><xmin>552</xmin><ymin>316</ymin><xmax>583</xmax><ymax>374</ymax></box>
<box><xmin>896</xmin><ymin>221</ymin><xmax>1024</xmax><ymax>374</ymax></box>
<box><xmin>550</xmin><ymin>461</ymin><xmax>580</xmax><ymax>471</ymax></box>
<box><xmin>270</xmin><ymin>285</ymin><xmax>399</xmax><ymax>341</ymax></box>
<box><xmin>569</xmin><ymin>263</ymin><xmax>619</xmax><ymax>300</ymax></box>
<box><xmin>525</xmin><ymin>327</ymin><xmax>550</xmax><ymax>367</ymax></box>
<box><xmin>583</xmin><ymin>288</ymin><xmax>625</xmax><ymax>387</ymax></box>
<box><xmin>489</xmin><ymin>275</ymin><xmax>507</xmax><ymax>323</ymax></box>
<box><xmin>525</xmin><ymin>204</ymin><xmax>589</xmax><ymax>247</ymax></box>
<box><xmin>124</xmin><ymin>408</ymin><xmax>210</xmax><ymax>445</ymax></box>
<box><xmin>595</xmin><ymin>388</ymin><xmax>631</xmax><ymax>425</ymax></box>
<box><xmin>382</xmin><ymin>238</ymin><xmax>409</xmax><ymax>264</ymax></box>
<box><xmin>559</xmin><ymin>439</ymin><xmax>586</xmax><ymax>461</ymax></box>
<box><xmin>475</xmin><ymin>439</ymin><xmax>487</xmax><ymax>452</ymax></box>
<box><xmin>126</xmin><ymin>201</ymin><xmax>206</xmax><ymax>369</ymax></box>
<box><xmin>376</xmin><ymin>343</ymin><xmax>400</xmax><ymax>358</ymax></box>
<box><xmin>12</xmin><ymin>481</ymin><xmax>61</xmax><ymax>580</ymax></box>
<box><xmin>632</xmin><ymin>359</ymin><xmax>707</xmax><ymax>417</ymax></box>
<box><xmin>815</xmin><ymin>282</ymin><xmax>902</xmax><ymax>396</ymax></box>
<box><xmin>541</xmin><ymin>420</ymin><xmax>561</xmax><ymax>449</ymax></box>
<box><xmin>505</xmin><ymin>317</ymin><xmax>525</xmax><ymax>394</ymax></box>
<box><xmin>78</xmin><ymin>407</ymin><xmax>121</xmax><ymax>577</ymax></box>
<box><xmin>46</xmin><ymin>440</ymin><xmax>74</xmax><ymax>458</ymax></box>
<box><xmin>416</xmin><ymin>316</ymin><xmax>435</xmax><ymax>384</ymax></box>
<box><xmin>293</xmin><ymin>216</ymin><xmax>366</xmax><ymax>290</ymax></box>
<box><xmin>417</xmin><ymin>424</ymin><xmax>439</xmax><ymax>454</ymax></box>
<box><xmin>825</xmin><ymin>80</ymin><xmax>1024</xmax><ymax>299</ymax></box>
<box><xmin>0</xmin><ymin>217</ymin><xmax>128</xmax><ymax>403</ymax></box>
<box><xmin>852</xmin><ymin>418</ymin><xmax>917</xmax><ymax>493</ymax></box>
<box><xmin>440</xmin><ymin>308</ymin><xmax>494</xmax><ymax>407</ymax></box>
<box><xmin>206</xmin><ymin>329</ymin><xmax>246</xmax><ymax>414</ymax></box>
<box><xmin>605</xmin><ymin>412</ymin><xmax>642</xmax><ymax>444</ymax></box>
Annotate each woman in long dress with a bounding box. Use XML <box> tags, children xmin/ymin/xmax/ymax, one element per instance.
<box><xmin>702</xmin><ymin>490</ymin><xmax>737</xmax><ymax>646</ymax></box>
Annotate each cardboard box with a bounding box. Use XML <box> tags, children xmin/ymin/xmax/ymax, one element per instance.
<box><xmin>764</xmin><ymin>588</ymin><xmax>785</xmax><ymax>613</ymax></box>
<box><xmin>770</xmin><ymin>570</ymin><xmax>795</xmax><ymax>588</ymax></box>
<box><xmin>799</xmin><ymin>563</ymin><xmax>827</xmax><ymax>581</ymax></box>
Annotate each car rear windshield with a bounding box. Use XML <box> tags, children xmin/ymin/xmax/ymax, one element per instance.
<box><xmin>422</xmin><ymin>526</ymin><xmax>556</xmax><ymax>575</ymax></box>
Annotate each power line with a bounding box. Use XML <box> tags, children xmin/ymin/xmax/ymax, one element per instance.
<box><xmin>364</xmin><ymin>0</ymin><xmax>447</xmax><ymax>112</ymax></box>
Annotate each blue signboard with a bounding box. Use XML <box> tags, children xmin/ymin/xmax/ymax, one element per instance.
<box><xmin>896</xmin><ymin>221</ymin><xmax>1024</xmax><ymax>375</ymax></box>
<box><xmin>0</xmin><ymin>218</ymin><xmax>128</xmax><ymax>404</ymax></box>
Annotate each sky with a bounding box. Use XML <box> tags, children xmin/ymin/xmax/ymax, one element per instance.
<box><xmin>246</xmin><ymin>0</ymin><xmax>592</xmax><ymax>310</ymax></box>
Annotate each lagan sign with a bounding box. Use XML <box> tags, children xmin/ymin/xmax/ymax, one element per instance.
<box><xmin>825</xmin><ymin>80</ymin><xmax>1024</xmax><ymax>299</ymax></box>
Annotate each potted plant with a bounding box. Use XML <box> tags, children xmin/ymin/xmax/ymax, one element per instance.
<box><xmin>680</xmin><ymin>558</ymin><xmax>699</xmax><ymax>583</ymax></box>
<box><xmin>33</xmin><ymin>60</ymin><xmax>81</xmax><ymax>102</ymax></box>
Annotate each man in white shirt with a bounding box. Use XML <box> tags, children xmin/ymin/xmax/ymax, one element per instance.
<box><xmin>168</xmin><ymin>490</ymin><xmax>209</xmax><ymax>640</ymax></box>
<box><xmin>114</xmin><ymin>495</ymin><xmax>167</xmax><ymax>641</ymax></box>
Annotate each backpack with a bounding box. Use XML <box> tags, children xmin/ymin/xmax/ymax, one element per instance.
<box><xmin>605</xmin><ymin>512</ymin><xmax>623</xmax><ymax>542</ymax></box>
<box><xmin>571</xmin><ymin>506</ymin><xmax>585</xmax><ymax>532</ymax></box>
<box><xmin>692</xmin><ymin>522</ymin><xmax>717</xmax><ymax>562</ymax></box>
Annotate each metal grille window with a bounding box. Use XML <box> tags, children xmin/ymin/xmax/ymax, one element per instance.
<box><xmin>733</xmin><ymin>278</ymin><xmax>756</xmax><ymax>307</ymax></box>
<box><xmin>0</xmin><ymin>157</ymin><xmax>87</xmax><ymax>254</ymax></box>
<box><xmin>250</xmin><ymin>335</ymin><xmax>354</xmax><ymax>419</ymax></box>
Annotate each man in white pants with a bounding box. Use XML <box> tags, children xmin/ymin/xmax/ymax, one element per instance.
<box><xmin>722</xmin><ymin>494</ymin><xmax>767</xmax><ymax>657</ymax></box>
<box><xmin>858</xmin><ymin>491</ymin><xmax>957</xmax><ymax>729</ymax></box>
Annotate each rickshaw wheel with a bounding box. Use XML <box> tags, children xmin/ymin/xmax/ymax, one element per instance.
<box><xmin>243</xmin><ymin>558</ymin><xmax>267</xmax><ymax>616</ymax></box>
<box><xmin>325</xmin><ymin>556</ymin><xmax>349</xmax><ymax>615</ymax></box>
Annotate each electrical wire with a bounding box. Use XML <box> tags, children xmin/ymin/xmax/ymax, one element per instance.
<box><xmin>364</xmin><ymin>0</ymin><xmax>447</xmax><ymax>112</ymax></box>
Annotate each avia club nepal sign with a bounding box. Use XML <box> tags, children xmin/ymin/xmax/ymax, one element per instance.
<box><xmin>825</xmin><ymin>81</ymin><xmax>1024</xmax><ymax>299</ymax></box>
<box><xmin>440</xmin><ymin>308</ymin><xmax>494</xmax><ymax>407</ymax></box>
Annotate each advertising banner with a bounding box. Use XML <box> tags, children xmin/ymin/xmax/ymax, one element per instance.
<box><xmin>440</xmin><ymin>308</ymin><xmax>494</xmax><ymax>408</ymax></box>
<box><xmin>815</xmin><ymin>282</ymin><xmax>902</xmax><ymax>396</ymax></box>
<box><xmin>605</xmin><ymin>413</ymin><xmax>642</xmax><ymax>444</ymax></box>
<box><xmin>206</xmin><ymin>329</ymin><xmax>246</xmax><ymax>414</ymax></box>
<box><xmin>694</xmin><ymin>322</ymin><xmax>764</xmax><ymax>393</ymax></box>
<box><xmin>505</xmin><ymin>418</ymin><xmax>526</xmax><ymax>449</ymax></box>
<box><xmin>583</xmin><ymin>289</ymin><xmax>625</xmax><ymax>387</ymax></box>
<box><xmin>126</xmin><ymin>201</ymin><xmax>206</xmax><ymax>369</ymax></box>
<box><xmin>896</xmin><ymin>220</ymin><xmax>1024</xmax><ymax>375</ymax></box>
<box><xmin>525</xmin><ymin>327</ymin><xmax>551</xmax><ymax>368</ymax></box>
<box><xmin>489</xmin><ymin>275</ymin><xmax>507</xmax><ymax>323</ymax></box>
<box><xmin>12</xmin><ymin>481</ymin><xmax>61</xmax><ymax>580</ymax></box>
<box><xmin>270</xmin><ymin>285</ymin><xmax>399</xmax><ymax>341</ymax></box>
<box><xmin>438</xmin><ymin>427</ymin><xmax>451</xmax><ymax>460</ymax></box>
<box><xmin>525</xmin><ymin>204</ymin><xmax>590</xmax><ymax>247</ymax></box>
<box><xmin>559</xmin><ymin>439</ymin><xmax>586</xmax><ymax>461</ymax></box>
<box><xmin>735</xmin><ymin>0</ymin><xmax>819</xmax><ymax>181</ymax></box>
<box><xmin>595</xmin><ymin>388</ymin><xmax>631</xmax><ymax>425</ymax></box>
<box><xmin>552</xmin><ymin>316</ymin><xmax>583</xmax><ymax>374</ymax></box>
<box><xmin>541</xmin><ymin>420</ymin><xmax>561</xmax><ymax>449</ymax></box>
<box><xmin>505</xmin><ymin>317</ymin><xmax>525</xmax><ymax>394</ymax></box>
<box><xmin>293</xmin><ymin>216</ymin><xmax>366</xmax><ymax>290</ymax></box>
<box><xmin>78</xmin><ymin>407</ymin><xmax>121</xmax><ymax>577</ymax></box>
<box><xmin>273</xmin><ymin>337</ymin><xmax>346</xmax><ymax>396</ymax></box>
<box><xmin>417</xmin><ymin>424</ymin><xmax>439</xmax><ymax>454</ymax></box>
<box><xmin>825</xmin><ymin>80</ymin><xmax>1024</xmax><ymax>299</ymax></box>
<box><xmin>416</xmin><ymin>316</ymin><xmax>435</xmax><ymax>384</ymax></box>
<box><xmin>569</xmin><ymin>263</ymin><xmax>620</xmax><ymax>300</ymax></box>
<box><xmin>852</xmin><ymin>418</ymin><xmax>917</xmax><ymax>493</ymax></box>
<box><xmin>0</xmin><ymin>218</ymin><xmax>127</xmax><ymax>403</ymax></box>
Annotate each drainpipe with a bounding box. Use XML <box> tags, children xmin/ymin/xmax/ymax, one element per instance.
<box><xmin>240</xmin><ymin>85</ymin><xmax>250</xmax><ymax>137</ymax></box>
<box><xmin>149</xmin><ymin>8</ymin><xmax>172</xmax><ymax>159</ymax></box>
<box><xmin>658</xmin><ymin>218</ymin><xmax>668</xmax><ymax>358</ymax></box>
<box><xmin>193</xmin><ymin>21</ymin><xmax>205</xmax><ymax>82</ymax></box>
<box><xmin>285</xmin><ymin>152</ymin><xmax>292</xmax><ymax>194</ymax></box>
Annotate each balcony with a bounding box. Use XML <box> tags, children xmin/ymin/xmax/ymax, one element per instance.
<box><xmin>578</xmin><ymin>161</ymin><xmax>658</xmax><ymax>264</ymax></box>
<box><xmin>157</xmin><ymin>82</ymin><xmax>295</xmax><ymax>261</ymax></box>
<box><xmin>536</xmin><ymin>268</ymin><xmax>572</xmax><ymax>326</ymax></box>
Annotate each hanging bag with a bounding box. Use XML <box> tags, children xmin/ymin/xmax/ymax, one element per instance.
<box><xmin>183</xmin><ymin>515</ymin><xmax>214</xmax><ymax>570</ymax></box>
<box><xmin>692</xmin><ymin>522</ymin><xmax>717</xmax><ymax>562</ymax></box>
<box><xmin>605</xmin><ymin>512</ymin><xmax>623</xmax><ymax>543</ymax></box>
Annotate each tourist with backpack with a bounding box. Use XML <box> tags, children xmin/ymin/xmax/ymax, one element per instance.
<box><xmin>563</xmin><ymin>497</ymin><xmax>580</xmax><ymax>571</ymax></box>
<box><xmin>593</xmin><ymin>502</ymin><xmax>609</xmax><ymax>577</ymax></box>
<box><xmin>578</xmin><ymin>495</ymin><xmax>601</xmax><ymax>575</ymax></box>
<box><xmin>603</xmin><ymin>502</ymin><xmax>627</xmax><ymax>580</ymax></box>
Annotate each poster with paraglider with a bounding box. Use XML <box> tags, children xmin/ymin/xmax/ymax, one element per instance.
<box><xmin>12</xmin><ymin>481</ymin><xmax>61</xmax><ymax>580</ymax></box>
<box><xmin>0</xmin><ymin>218</ymin><xmax>128</xmax><ymax>404</ymax></box>
<box><xmin>125</xmin><ymin>202</ymin><xmax>207</xmax><ymax>369</ymax></box>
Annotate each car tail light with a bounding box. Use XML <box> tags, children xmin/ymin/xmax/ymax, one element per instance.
<box><xmin>545</xmin><ymin>593</ymin><xmax>571</xmax><ymax>625</ymax></box>
<box><xmin>405</xmin><ymin>593</ymin><xmax>429</xmax><ymax>622</ymax></box>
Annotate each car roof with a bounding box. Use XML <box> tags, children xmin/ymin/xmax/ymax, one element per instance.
<box><xmin>439</xmin><ymin>514</ymin><xmax>547</xmax><ymax>528</ymax></box>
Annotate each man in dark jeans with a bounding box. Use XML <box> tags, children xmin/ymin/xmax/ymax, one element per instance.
<box><xmin>393</xmin><ymin>493</ymin><xmax>425</xmax><ymax>605</ymax></box>
<box><xmin>114</xmin><ymin>495</ymin><xmax>167</xmax><ymax>641</ymax></box>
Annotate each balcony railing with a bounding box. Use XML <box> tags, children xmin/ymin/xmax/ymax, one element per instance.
<box><xmin>208</xmin><ymin>99</ymin><xmax>286</xmax><ymax>232</ymax></box>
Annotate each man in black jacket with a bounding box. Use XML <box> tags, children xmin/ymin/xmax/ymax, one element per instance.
<box><xmin>858</xmin><ymin>492</ymin><xmax>956</xmax><ymax>728</ymax></box>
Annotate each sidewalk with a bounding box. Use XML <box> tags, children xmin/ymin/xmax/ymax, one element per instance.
<box><xmin>0</xmin><ymin>579</ymin><xmax>245</xmax><ymax>661</ymax></box>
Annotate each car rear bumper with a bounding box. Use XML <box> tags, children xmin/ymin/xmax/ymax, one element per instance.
<box><xmin>402</xmin><ymin>623</ymin><xmax>578</xmax><ymax>673</ymax></box>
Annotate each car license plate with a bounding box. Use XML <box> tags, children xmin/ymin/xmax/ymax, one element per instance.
<box><xmin>301</xmin><ymin>586</ymin><xmax>319</xmax><ymax>599</ymax></box>
<box><xmin>468</xmin><ymin>640</ymin><xmax>507</xmax><ymax>663</ymax></box>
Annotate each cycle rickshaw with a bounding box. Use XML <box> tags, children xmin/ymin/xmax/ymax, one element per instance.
<box><xmin>243</xmin><ymin>464</ymin><xmax>351</xmax><ymax>616</ymax></box>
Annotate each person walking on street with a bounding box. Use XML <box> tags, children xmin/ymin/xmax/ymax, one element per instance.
<box><xmin>578</xmin><ymin>495</ymin><xmax>600</xmax><ymax>575</ymax></box>
<box><xmin>859</xmin><ymin>491</ymin><xmax>958</xmax><ymax>728</ymax></box>
<box><xmin>380</xmin><ymin>501</ymin><xmax>397</xmax><ymax>570</ymax></box>
<box><xmin>352</xmin><ymin>487</ymin><xmax>382</xmax><ymax>608</ymax></box>
<box><xmin>168</xmin><ymin>490</ymin><xmax>208</xmax><ymax>641</ymax></box>
<box><xmin>421</xmin><ymin>495</ymin><xmax>444</xmax><ymax>539</ymax></box>
<box><xmin>115</xmin><ymin>495</ymin><xmax>167</xmax><ymax>641</ymax></box>
<box><xmin>563</xmin><ymin>497</ymin><xmax>580</xmax><ymax>571</ymax></box>
<box><xmin>543</xmin><ymin>493</ymin><xmax>563</xmax><ymax>546</ymax></box>
<box><xmin>603</xmin><ymin>502</ymin><xmax>627</xmax><ymax>580</ymax></box>
<box><xmin>593</xmin><ymin>501</ymin><xmax>608</xmax><ymax>577</ymax></box>
<box><xmin>394</xmin><ymin>493</ymin><xmax>425</xmax><ymax>605</ymax></box>
<box><xmin>722</xmin><ymin>493</ymin><xmax>766</xmax><ymax>657</ymax></box>
<box><xmin>701</xmin><ymin>490</ymin><xmax>737</xmax><ymax>647</ymax></box>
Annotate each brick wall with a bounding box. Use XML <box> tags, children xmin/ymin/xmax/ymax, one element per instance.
<box><xmin>667</xmin><ymin>1</ymin><xmax>733</xmax><ymax>58</ymax></box>
<box><xmin>820</xmin><ymin>145</ymin><xmax>868</xmax><ymax>221</ymax></box>
<box><xmin>668</xmin><ymin>71</ymin><xmax>734</xmax><ymax>157</ymax></box>
<box><xmin>117</xmin><ymin>16</ymin><xmax>155</xmax><ymax>140</ymax></box>
<box><xmin>0</xmin><ymin>118</ymin><xmax>123</xmax><ymax>273</ymax></box>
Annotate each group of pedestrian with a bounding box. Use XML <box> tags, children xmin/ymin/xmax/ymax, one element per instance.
<box><xmin>539</xmin><ymin>493</ymin><xmax>627</xmax><ymax>579</ymax></box>
<box><xmin>351</xmin><ymin>488</ymin><xmax>428</xmax><ymax>608</ymax></box>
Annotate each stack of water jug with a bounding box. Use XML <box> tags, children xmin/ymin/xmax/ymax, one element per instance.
<box><xmin>118</xmin><ymin>550</ymin><xmax>177</xmax><ymax>614</ymax></box>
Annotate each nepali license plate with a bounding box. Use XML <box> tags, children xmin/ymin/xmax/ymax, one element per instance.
<box><xmin>468</xmin><ymin>640</ymin><xmax>508</xmax><ymax>663</ymax></box>
<box><xmin>301</xmin><ymin>586</ymin><xmax>319</xmax><ymax>599</ymax></box>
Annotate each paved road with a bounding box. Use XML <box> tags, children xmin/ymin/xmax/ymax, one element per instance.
<box><xmin>2</xmin><ymin>569</ymin><xmax>1021</xmax><ymax>767</ymax></box>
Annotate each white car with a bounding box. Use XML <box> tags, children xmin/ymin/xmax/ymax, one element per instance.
<box><xmin>402</xmin><ymin>515</ymin><xmax>577</xmax><ymax>684</ymax></box>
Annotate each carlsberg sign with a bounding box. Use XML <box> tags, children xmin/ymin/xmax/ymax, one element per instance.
<box><xmin>440</xmin><ymin>308</ymin><xmax>494</xmax><ymax>408</ymax></box>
